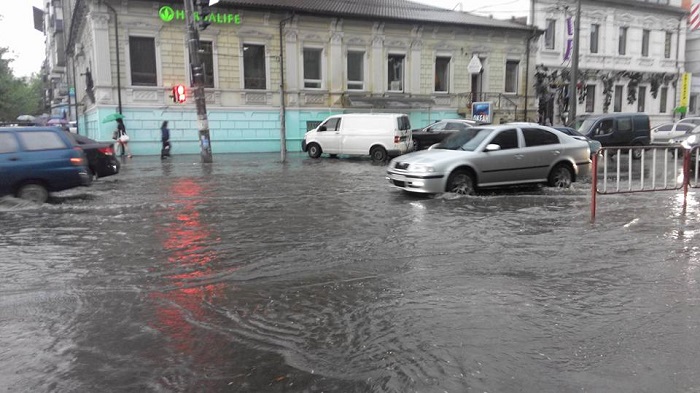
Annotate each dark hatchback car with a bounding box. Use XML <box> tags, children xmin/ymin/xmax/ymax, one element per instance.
<box><xmin>0</xmin><ymin>127</ymin><xmax>92</xmax><ymax>203</ymax></box>
<box><xmin>411</xmin><ymin>119</ymin><xmax>481</xmax><ymax>151</ymax></box>
<box><xmin>63</xmin><ymin>132</ymin><xmax>120</xmax><ymax>179</ymax></box>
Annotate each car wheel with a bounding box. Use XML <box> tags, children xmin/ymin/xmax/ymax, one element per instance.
<box><xmin>307</xmin><ymin>143</ymin><xmax>322</xmax><ymax>158</ymax></box>
<box><xmin>370</xmin><ymin>146</ymin><xmax>388</xmax><ymax>163</ymax></box>
<box><xmin>446</xmin><ymin>170</ymin><xmax>475</xmax><ymax>195</ymax></box>
<box><xmin>548</xmin><ymin>164</ymin><xmax>573</xmax><ymax>188</ymax></box>
<box><xmin>87</xmin><ymin>167</ymin><xmax>96</xmax><ymax>180</ymax></box>
<box><xmin>17</xmin><ymin>183</ymin><xmax>49</xmax><ymax>203</ymax></box>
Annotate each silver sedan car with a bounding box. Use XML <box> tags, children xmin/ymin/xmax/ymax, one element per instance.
<box><xmin>386</xmin><ymin>124</ymin><xmax>592</xmax><ymax>195</ymax></box>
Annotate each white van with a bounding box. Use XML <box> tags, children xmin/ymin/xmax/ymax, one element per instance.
<box><xmin>302</xmin><ymin>113</ymin><xmax>412</xmax><ymax>162</ymax></box>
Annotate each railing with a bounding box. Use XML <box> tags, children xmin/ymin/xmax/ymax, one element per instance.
<box><xmin>591</xmin><ymin>145</ymin><xmax>700</xmax><ymax>222</ymax></box>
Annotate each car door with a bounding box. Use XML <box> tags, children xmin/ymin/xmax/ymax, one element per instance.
<box><xmin>589</xmin><ymin>118</ymin><xmax>615</xmax><ymax>147</ymax></box>
<box><xmin>476</xmin><ymin>128</ymin><xmax>524</xmax><ymax>186</ymax></box>
<box><xmin>0</xmin><ymin>131</ymin><xmax>22</xmax><ymax>195</ymax></box>
<box><xmin>421</xmin><ymin>121</ymin><xmax>448</xmax><ymax>147</ymax></box>
<box><xmin>521</xmin><ymin>127</ymin><xmax>562</xmax><ymax>181</ymax></box>
<box><xmin>315</xmin><ymin>117</ymin><xmax>342</xmax><ymax>154</ymax></box>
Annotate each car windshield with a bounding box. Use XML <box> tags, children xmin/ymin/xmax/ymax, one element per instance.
<box><xmin>434</xmin><ymin>127</ymin><xmax>493</xmax><ymax>151</ymax></box>
<box><xmin>578</xmin><ymin>119</ymin><xmax>596</xmax><ymax>134</ymax></box>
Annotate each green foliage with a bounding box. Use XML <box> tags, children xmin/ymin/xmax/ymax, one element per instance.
<box><xmin>0</xmin><ymin>46</ymin><xmax>42</xmax><ymax>123</ymax></box>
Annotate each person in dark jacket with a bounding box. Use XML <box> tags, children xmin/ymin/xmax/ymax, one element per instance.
<box><xmin>161</xmin><ymin>121</ymin><xmax>171</xmax><ymax>159</ymax></box>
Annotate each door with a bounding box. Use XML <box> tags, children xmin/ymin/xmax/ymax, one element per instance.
<box><xmin>520</xmin><ymin>127</ymin><xmax>562</xmax><ymax>181</ymax></box>
<box><xmin>477</xmin><ymin>128</ymin><xmax>524</xmax><ymax>186</ymax></box>
<box><xmin>315</xmin><ymin>117</ymin><xmax>342</xmax><ymax>154</ymax></box>
<box><xmin>0</xmin><ymin>132</ymin><xmax>21</xmax><ymax>195</ymax></box>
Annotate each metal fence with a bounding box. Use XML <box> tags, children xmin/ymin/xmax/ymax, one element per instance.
<box><xmin>591</xmin><ymin>145</ymin><xmax>700</xmax><ymax>222</ymax></box>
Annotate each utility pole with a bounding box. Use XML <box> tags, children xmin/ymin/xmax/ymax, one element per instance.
<box><xmin>184</xmin><ymin>0</ymin><xmax>213</xmax><ymax>163</ymax></box>
<box><xmin>567</xmin><ymin>0</ymin><xmax>581</xmax><ymax>127</ymax></box>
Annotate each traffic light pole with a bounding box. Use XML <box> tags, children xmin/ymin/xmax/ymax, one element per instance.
<box><xmin>184</xmin><ymin>0</ymin><xmax>213</xmax><ymax>163</ymax></box>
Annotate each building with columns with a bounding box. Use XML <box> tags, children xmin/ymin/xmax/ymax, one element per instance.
<box><xmin>53</xmin><ymin>0</ymin><xmax>539</xmax><ymax>155</ymax></box>
<box><xmin>531</xmin><ymin>0</ymin><xmax>687</xmax><ymax>126</ymax></box>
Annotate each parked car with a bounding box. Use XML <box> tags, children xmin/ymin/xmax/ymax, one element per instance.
<box><xmin>63</xmin><ymin>132</ymin><xmax>120</xmax><ymax>179</ymax></box>
<box><xmin>302</xmin><ymin>113</ymin><xmax>412</xmax><ymax>162</ymax></box>
<box><xmin>411</xmin><ymin>119</ymin><xmax>481</xmax><ymax>151</ymax></box>
<box><xmin>576</xmin><ymin>113</ymin><xmax>651</xmax><ymax>159</ymax></box>
<box><xmin>0</xmin><ymin>126</ymin><xmax>92</xmax><ymax>203</ymax></box>
<box><xmin>650</xmin><ymin>118</ymin><xmax>700</xmax><ymax>145</ymax></box>
<box><xmin>552</xmin><ymin>125</ymin><xmax>602</xmax><ymax>157</ymax></box>
<box><xmin>386</xmin><ymin>124</ymin><xmax>591</xmax><ymax>195</ymax></box>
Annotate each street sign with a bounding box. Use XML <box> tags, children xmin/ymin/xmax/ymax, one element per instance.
<box><xmin>468</xmin><ymin>55</ymin><xmax>482</xmax><ymax>74</ymax></box>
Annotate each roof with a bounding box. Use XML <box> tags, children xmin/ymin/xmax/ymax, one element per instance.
<box><xmin>218</xmin><ymin>0</ymin><xmax>533</xmax><ymax>30</ymax></box>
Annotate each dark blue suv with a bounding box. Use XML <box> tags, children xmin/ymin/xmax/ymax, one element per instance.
<box><xmin>0</xmin><ymin>127</ymin><xmax>92</xmax><ymax>203</ymax></box>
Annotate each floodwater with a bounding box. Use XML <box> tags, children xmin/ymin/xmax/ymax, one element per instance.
<box><xmin>1</xmin><ymin>153</ymin><xmax>699</xmax><ymax>393</ymax></box>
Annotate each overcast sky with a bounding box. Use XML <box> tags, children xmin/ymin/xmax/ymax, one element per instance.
<box><xmin>0</xmin><ymin>0</ymin><xmax>529</xmax><ymax>79</ymax></box>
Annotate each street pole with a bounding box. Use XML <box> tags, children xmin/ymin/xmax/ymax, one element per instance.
<box><xmin>567</xmin><ymin>0</ymin><xmax>581</xmax><ymax>127</ymax></box>
<box><xmin>184</xmin><ymin>0</ymin><xmax>213</xmax><ymax>163</ymax></box>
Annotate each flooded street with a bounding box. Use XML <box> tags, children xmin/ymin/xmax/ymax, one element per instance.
<box><xmin>1</xmin><ymin>152</ymin><xmax>699</xmax><ymax>392</ymax></box>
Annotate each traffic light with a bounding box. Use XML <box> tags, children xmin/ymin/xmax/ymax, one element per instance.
<box><xmin>172</xmin><ymin>84</ymin><xmax>186</xmax><ymax>103</ymax></box>
<box><xmin>196</xmin><ymin>0</ymin><xmax>211</xmax><ymax>30</ymax></box>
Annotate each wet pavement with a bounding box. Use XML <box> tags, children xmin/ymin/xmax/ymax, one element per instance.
<box><xmin>1</xmin><ymin>152</ymin><xmax>700</xmax><ymax>392</ymax></box>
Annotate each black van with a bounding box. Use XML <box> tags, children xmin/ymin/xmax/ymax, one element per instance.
<box><xmin>576</xmin><ymin>113</ymin><xmax>651</xmax><ymax>159</ymax></box>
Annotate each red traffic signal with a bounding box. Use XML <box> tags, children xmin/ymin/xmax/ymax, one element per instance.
<box><xmin>172</xmin><ymin>84</ymin><xmax>186</xmax><ymax>103</ymax></box>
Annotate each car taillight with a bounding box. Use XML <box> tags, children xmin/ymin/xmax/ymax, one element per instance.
<box><xmin>394</xmin><ymin>135</ymin><xmax>400</xmax><ymax>143</ymax></box>
<box><xmin>98</xmin><ymin>146</ymin><xmax>114</xmax><ymax>155</ymax></box>
<box><xmin>71</xmin><ymin>147</ymin><xmax>85</xmax><ymax>165</ymax></box>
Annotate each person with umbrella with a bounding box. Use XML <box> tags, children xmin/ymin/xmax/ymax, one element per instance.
<box><xmin>102</xmin><ymin>113</ymin><xmax>131</xmax><ymax>158</ymax></box>
<box><xmin>115</xmin><ymin>118</ymin><xmax>132</xmax><ymax>158</ymax></box>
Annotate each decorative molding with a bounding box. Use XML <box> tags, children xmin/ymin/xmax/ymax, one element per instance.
<box><xmin>90</xmin><ymin>12</ymin><xmax>110</xmax><ymax>30</ymax></box>
<box><xmin>614</xmin><ymin>57</ymin><xmax>632</xmax><ymax>66</ymax></box>
<box><xmin>302</xmin><ymin>33</ymin><xmax>325</xmax><ymax>43</ymax></box>
<box><xmin>346</xmin><ymin>36</ymin><xmax>366</xmax><ymax>46</ymax></box>
<box><xmin>372</xmin><ymin>22</ymin><xmax>384</xmax><ymax>35</ymax></box>
<box><xmin>638</xmin><ymin>58</ymin><xmax>654</xmax><ymax>67</ymax></box>
<box><xmin>411</xmin><ymin>25</ymin><xmax>423</xmax><ymax>38</ymax></box>
<box><xmin>372</xmin><ymin>35</ymin><xmax>384</xmax><ymax>48</ymax></box>
<box><xmin>386</xmin><ymin>39</ymin><xmax>407</xmax><ymax>48</ymax></box>
<box><xmin>411</xmin><ymin>40</ymin><xmax>423</xmax><ymax>50</ymax></box>
<box><xmin>434</xmin><ymin>96</ymin><xmax>451</xmax><ymax>106</ymax></box>
<box><xmin>130</xmin><ymin>88</ymin><xmax>159</xmax><ymax>102</ymax></box>
<box><xmin>617</xmin><ymin>13</ymin><xmax>633</xmax><ymax>26</ymax></box>
<box><xmin>263</xmin><ymin>13</ymin><xmax>270</xmax><ymax>26</ymax></box>
<box><xmin>284</xmin><ymin>30</ymin><xmax>298</xmax><ymax>43</ymax></box>
<box><xmin>303</xmin><ymin>93</ymin><xmax>326</xmax><ymax>105</ymax></box>
<box><xmin>330</xmin><ymin>18</ymin><xmax>343</xmax><ymax>32</ymax></box>
<box><xmin>330</xmin><ymin>32</ymin><xmax>343</xmax><ymax>44</ymax></box>
<box><xmin>237</xmin><ymin>28</ymin><xmax>273</xmax><ymax>40</ymax></box>
<box><xmin>243</xmin><ymin>92</ymin><xmax>269</xmax><ymax>104</ymax></box>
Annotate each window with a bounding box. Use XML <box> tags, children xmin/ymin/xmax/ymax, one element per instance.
<box><xmin>660</xmin><ymin>87</ymin><xmax>668</xmax><ymax>113</ymax></box>
<box><xmin>614</xmin><ymin>85</ymin><xmax>623</xmax><ymax>112</ymax></box>
<box><xmin>435</xmin><ymin>56</ymin><xmax>450</xmax><ymax>92</ymax></box>
<box><xmin>665</xmin><ymin>32</ymin><xmax>672</xmax><ymax>59</ymax></box>
<box><xmin>618</xmin><ymin>27</ymin><xmax>627</xmax><ymax>55</ymax></box>
<box><xmin>306</xmin><ymin>121</ymin><xmax>322</xmax><ymax>131</ymax></box>
<box><xmin>545</xmin><ymin>19</ymin><xmax>556</xmax><ymax>50</ymax></box>
<box><xmin>523</xmin><ymin>128</ymin><xmax>559</xmax><ymax>146</ymax></box>
<box><xmin>320</xmin><ymin>117</ymin><xmax>340</xmax><ymax>131</ymax></box>
<box><xmin>303</xmin><ymin>48</ymin><xmax>323</xmax><ymax>89</ymax></box>
<box><xmin>198</xmin><ymin>40</ymin><xmax>214</xmax><ymax>88</ymax></box>
<box><xmin>618</xmin><ymin>117</ymin><xmax>632</xmax><ymax>132</ymax></box>
<box><xmin>505</xmin><ymin>60</ymin><xmax>519</xmax><ymax>93</ymax></box>
<box><xmin>637</xmin><ymin>86</ymin><xmax>646</xmax><ymax>112</ymax></box>
<box><xmin>642</xmin><ymin>29</ymin><xmax>650</xmax><ymax>57</ymax></box>
<box><xmin>585</xmin><ymin>85</ymin><xmax>596</xmax><ymax>113</ymax></box>
<box><xmin>347</xmin><ymin>51</ymin><xmax>364</xmax><ymax>90</ymax></box>
<box><xmin>690</xmin><ymin>95</ymin><xmax>697</xmax><ymax>114</ymax></box>
<box><xmin>489</xmin><ymin>129</ymin><xmax>519</xmax><ymax>149</ymax></box>
<box><xmin>0</xmin><ymin>133</ymin><xmax>18</xmax><ymax>153</ymax></box>
<box><xmin>243</xmin><ymin>44</ymin><xmax>266</xmax><ymax>90</ymax></box>
<box><xmin>17</xmin><ymin>131</ymin><xmax>67</xmax><ymax>150</ymax></box>
<box><xmin>594</xmin><ymin>119</ymin><xmax>614</xmax><ymax>135</ymax></box>
<box><xmin>129</xmin><ymin>36</ymin><xmax>157</xmax><ymax>86</ymax></box>
<box><xmin>388</xmin><ymin>54</ymin><xmax>405</xmax><ymax>92</ymax></box>
<box><xmin>590</xmin><ymin>24</ymin><xmax>599</xmax><ymax>54</ymax></box>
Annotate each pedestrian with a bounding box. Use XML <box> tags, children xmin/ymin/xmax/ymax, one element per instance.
<box><xmin>161</xmin><ymin>121</ymin><xmax>171</xmax><ymax>159</ymax></box>
<box><xmin>114</xmin><ymin>118</ymin><xmax>132</xmax><ymax>158</ymax></box>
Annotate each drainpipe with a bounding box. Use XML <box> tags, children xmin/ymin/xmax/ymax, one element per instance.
<box><xmin>102</xmin><ymin>0</ymin><xmax>123</xmax><ymax>114</ymax></box>
<box><xmin>675</xmin><ymin>15</ymin><xmax>682</xmax><ymax>120</ymax></box>
<box><xmin>279</xmin><ymin>14</ymin><xmax>294</xmax><ymax>163</ymax></box>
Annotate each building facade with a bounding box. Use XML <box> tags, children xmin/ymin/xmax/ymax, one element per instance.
<box><xmin>56</xmin><ymin>0</ymin><xmax>538</xmax><ymax>155</ymax></box>
<box><xmin>531</xmin><ymin>0</ymin><xmax>687</xmax><ymax>126</ymax></box>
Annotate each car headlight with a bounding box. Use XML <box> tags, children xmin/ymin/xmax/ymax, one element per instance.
<box><xmin>410</xmin><ymin>164</ymin><xmax>435</xmax><ymax>173</ymax></box>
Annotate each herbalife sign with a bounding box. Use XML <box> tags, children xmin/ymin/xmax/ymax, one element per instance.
<box><xmin>158</xmin><ymin>5</ymin><xmax>241</xmax><ymax>25</ymax></box>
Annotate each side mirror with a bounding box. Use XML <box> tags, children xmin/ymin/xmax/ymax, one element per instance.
<box><xmin>485</xmin><ymin>144</ymin><xmax>501</xmax><ymax>152</ymax></box>
<box><xmin>318</xmin><ymin>125</ymin><xmax>327</xmax><ymax>131</ymax></box>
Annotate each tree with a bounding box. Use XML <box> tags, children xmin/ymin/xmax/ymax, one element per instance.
<box><xmin>0</xmin><ymin>46</ymin><xmax>42</xmax><ymax>123</ymax></box>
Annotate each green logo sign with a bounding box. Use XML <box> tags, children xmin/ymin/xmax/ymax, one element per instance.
<box><xmin>159</xmin><ymin>6</ymin><xmax>175</xmax><ymax>22</ymax></box>
<box><xmin>158</xmin><ymin>5</ymin><xmax>241</xmax><ymax>25</ymax></box>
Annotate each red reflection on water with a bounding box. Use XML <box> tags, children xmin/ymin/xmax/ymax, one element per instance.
<box><xmin>148</xmin><ymin>178</ymin><xmax>230</xmax><ymax>384</ymax></box>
